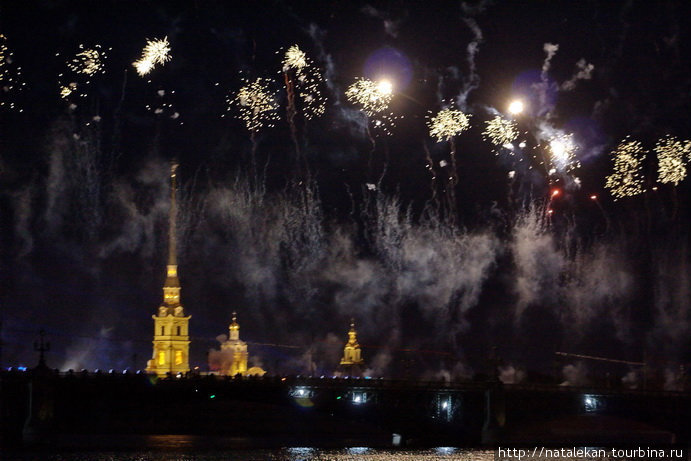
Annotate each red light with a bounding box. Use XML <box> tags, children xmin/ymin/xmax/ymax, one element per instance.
<box><xmin>590</xmin><ymin>195</ymin><xmax>597</xmax><ymax>200</ymax></box>
<box><xmin>547</xmin><ymin>209</ymin><xmax>553</xmax><ymax>215</ymax></box>
<box><xmin>551</xmin><ymin>189</ymin><xmax>560</xmax><ymax>197</ymax></box>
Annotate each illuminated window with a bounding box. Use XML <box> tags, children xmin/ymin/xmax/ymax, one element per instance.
<box><xmin>175</xmin><ymin>350</ymin><xmax>183</xmax><ymax>365</ymax></box>
<box><xmin>158</xmin><ymin>351</ymin><xmax>166</xmax><ymax>365</ymax></box>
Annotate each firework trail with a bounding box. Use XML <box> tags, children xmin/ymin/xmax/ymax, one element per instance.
<box><xmin>280</xmin><ymin>45</ymin><xmax>326</xmax><ymax>170</ymax></box>
<box><xmin>536</xmin><ymin>43</ymin><xmax>559</xmax><ymax>117</ymax></box>
<box><xmin>426</xmin><ymin>106</ymin><xmax>471</xmax><ymax>218</ymax></box>
<box><xmin>0</xmin><ymin>34</ymin><xmax>25</xmax><ymax>111</ymax></box>
<box><xmin>132</xmin><ymin>37</ymin><xmax>171</xmax><ymax>76</ymax></box>
<box><xmin>605</xmin><ymin>137</ymin><xmax>646</xmax><ymax>200</ymax></box>
<box><xmin>561</xmin><ymin>58</ymin><xmax>595</xmax><ymax>91</ymax></box>
<box><xmin>229</xmin><ymin>77</ymin><xmax>279</xmax><ymax>178</ymax></box>
<box><xmin>346</xmin><ymin>77</ymin><xmax>396</xmax><ymax>180</ymax></box>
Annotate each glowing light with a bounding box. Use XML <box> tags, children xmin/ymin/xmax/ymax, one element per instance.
<box><xmin>229</xmin><ymin>77</ymin><xmax>279</xmax><ymax>133</ymax></box>
<box><xmin>551</xmin><ymin>189</ymin><xmax>560</xmax><ymax>197</ymax></box>
<box><xmin>345</xmin><ymin>77</ymin><xmax>394</xmax><ymax>116</ymax></box>
<box><xmin>590</xmin><ymin>194</ymin><xmax>597</xmax><ymax>200</ymax></box>
<box><xmin>548</xmin><ymin>133</ymin><xmax>580</xmax><ymax>172</ymax></box>
<box><xmin>508</xmin><ymin>100</ymin><xmax>524</xmax><ymax>115</ymax></box>
<box><xmin>655</xmin><ymin>135</ymin><xmax>691</xmax><ymax>186</ymax></box>
<box><xmin>605</xmin><ymin>137</ymin><xmax>646</xmax><ymax>200</ymax></box>
<box><xmin>133</xmin><ymin>37</ymin><xmax>171</xmax><ymax>76</ymax></box>
<box><xmin>427</xmin><ymin>107</ymin><xmax>471</xmax><ymax>142</ymax></box>
<box><xmin>483</xmin><ymin>116</ymin><xmax>519</xmax><ymax>151</ymax></box>
<box><xmin>377</xmin><ymin>79</ymin><xmax>393</xmax><ymax>95</ymax></box>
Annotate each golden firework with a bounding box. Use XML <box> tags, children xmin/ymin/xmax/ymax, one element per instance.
<box><xmin>133</xmin><ymin>37</ymin><xmax>171</xmax><ymax>76</ymax></box>
<box><xmin>345</xmin><ymin>78</ymin><xmax>394</xmax><ymax>116</ymax></box>
<box><xmin>230</xmin><ymin>77</ymin><xmax>279</xmax><ymax>132</ymax></box>
<box><xmin>482</xmin><ymin>116</ymin><xmax>518</xmax><ymax>148</ymax></box>
<box><xmin>0</xmin><ymin>34</ymin><xmax>24</xmax><ymax>110</ymax></box>
<box><xmin>67</xmin><ymin>44</ymin><xmax>106</xmax><ymax>76</ymax></box>
<box><xmin>282</xmin><ymin>45</ymin><xmax>307</xmax><ymax>72</ymax></box>
<box><xmin>281</xmin><ymin>45</ymin><xmax>326</xmax><ymax>119</ymax></box>
<box><xmin>427</xmin><ymin>108</ymin><xmax>471</xmax><ymax>142</ymax></box>
<box><xmin>605</xmin><ymin>137</ymin><xmax>646</xmax><ymax>200</ymax></box>
<box><xmin>655</xmin><ymin>135</ymin><xmax>691</xmax><ymax>186</ymax></box>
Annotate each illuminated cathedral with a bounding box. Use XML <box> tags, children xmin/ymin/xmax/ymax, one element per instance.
<box><xmin>146</xmin><ymin>161</ymin><xmax>191</xmax><ymax>377</ymax></box>
<box><xmin>335</xmin><ymin>320</ymin><xmax>365</xmax><ymax>377</ymax></box>
<box><xmin>215</xmin><ymin>312</ymin><xmax>265</xmax><ymax>376</ymax></box>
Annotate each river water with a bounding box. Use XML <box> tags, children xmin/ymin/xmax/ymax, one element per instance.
<box><xmin>5</xmin><ymin>436</ymin><xmax>683</xmax><ymax>461</ymax></box>
<box><xmin>5</xmin><ymin>443</ymin><xmax>494</xmax><ymax>461</ymax></box>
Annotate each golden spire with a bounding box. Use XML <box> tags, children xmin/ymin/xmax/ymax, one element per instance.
<box><xmin>229</xmin><ymin>311</ymin><xmax>240</xmax><ymax>341</ymax></box>
<box><xmin>347</xmin><ymin>318</ymin><xmax>359</xmax><ymax>347</ymax></box>
<box><xmin>162</xmin><ymin>160</ymin><xmax>182</xmax><ymax>310</ymax></box>
<box><xmin>168</xmin><ymin>160</ymin><xmax>178</xmax><ymax>267</ymax></box>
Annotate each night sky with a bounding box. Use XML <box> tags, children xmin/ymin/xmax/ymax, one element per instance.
<box><xmin>1</xmin><ymin>0</ymin><xmax>691</xmax><ymax>386</ymax></box>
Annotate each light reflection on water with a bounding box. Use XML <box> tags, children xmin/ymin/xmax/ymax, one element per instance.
<box><xmin>2</xmin><ymin>436</ymin><xmax>494</xmax><ymax>461</ymax></box>
<box><xmin>8</xmin><ymin>450</ymin><xmax>494</xmax><ymax>461</ymax></box>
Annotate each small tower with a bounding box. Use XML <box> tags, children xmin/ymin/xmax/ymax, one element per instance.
<box><xmin>146</xmin><ymin>161</ymin><xmax>191</xmax><ymax>377</ymax></box>
<box><xmin>336</xmin><ymin>319</ymin><xmax>365</xmax><ymax>377</ymax></box>
<box><xmin>220</xmin><ymin>312</ymin><xmax>248</xmax><ymax>376</ymax></box>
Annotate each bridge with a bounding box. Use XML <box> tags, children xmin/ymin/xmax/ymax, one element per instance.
<box><xmin>2</xmin><ymin>369</ymin><xmax>690</xmax><ymax>447</ymax></box>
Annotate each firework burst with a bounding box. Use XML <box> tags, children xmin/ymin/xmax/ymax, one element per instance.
<box><xmin>133</xmin><ymin>37</ymin><xmax>171</xmax><ymax>76</ymax></box>
<box><xmin>346</xmin><ymin>78</ymin><xmax>394</xmax><ymax>117</ymax></box>
<box><xmin>605</xmin><ymin>137</ymin><xmax>646</xmax><ymax>200</ymax></box>
<box><xmin>281</xmin><ymin>45</ymin><xmax>326</xmax><ymax>120</ymax></box>
<box><xmin>58</xmin><ymin>44</ymin><xmax>108</xmax><ymax>102</ymax></box>
<box><xmin>655</xmin><ymin>135</ymin><xmax>691</xmax><ymax>186</ymax></box>
<box><xmin>482</xmin><ymin>116</ymin><xmax>518</xmax><ymax>151</ymax></box>
<box><xmin>229</xmin><ymin>77</ymin><xmax>279</xmax><ymax>133</ymax></box>
<box><xmin>426</xmin><ymin>107</ymin><xmax>471</xmax><ymax>142</ymax></box>
<box><xmin>547</xmin><ymin>133</ymin><xmax>580</xmax><ymax>173</ymax></box>
<box><xmin>0</xmin><ymin>34</ymin><xmax>25</xmax><ymax>111</ymax></box>
<box><xmin>282</xmin><ymin>45</ymin><xmax>308</xmax><ymax>72</ymax></box>
<box><xmin>67</xmin><ymin>44</ymin><xmax>107</xmax><ymax>76</ymax></box>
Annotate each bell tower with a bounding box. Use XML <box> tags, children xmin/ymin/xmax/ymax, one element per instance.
<box><xmin>219</xmin><ymin>312</ymin><xmax>248</xmax><ymax>376</ymax></box>
<box><xmin>146</xmin><ymin>160</ymin><xmax>191</xmax><ymax>377</ymax></box>
<box><xmin>340</xmin><ymin>319</ymin><xmax>364</xmax><ymax>367</ymax></box>
<box><xmin>335</xmin><ymin>319</ymin><xmax>365</xmax><ymax>377</ymax></box>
